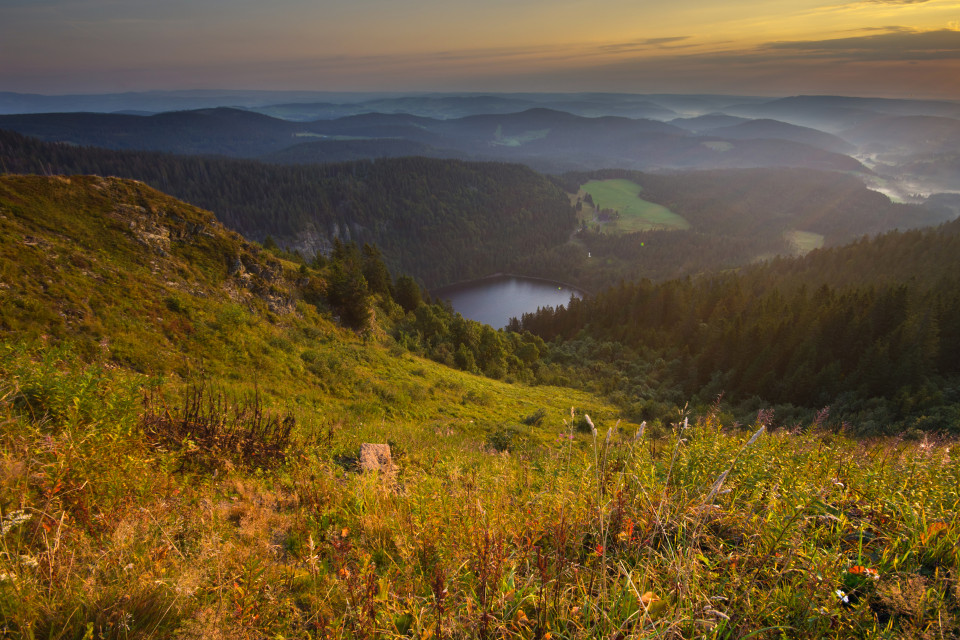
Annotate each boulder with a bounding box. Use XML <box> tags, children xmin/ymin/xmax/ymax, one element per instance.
<box><xmin>359</xmin><ymin>443</ymin><xmax>394</xmax><ymax>476</ymax></box>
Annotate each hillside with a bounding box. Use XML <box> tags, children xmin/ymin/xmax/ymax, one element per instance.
<box><xmin>1</xmin><ymin>174</ymin><xmax>957</xmax><ymax>640</ymax></box>
<box><xmin>842</xmin><ymin>115</ymin><xmax>960</xmax><ymax>156</ymax></box>
<box><xmin>519</xmin><ymin>216</ymin><xmax>960</xmax><ymax>432</ymax></box>
<box><xmin>512</xmin><ymin>168</ymin><xmax>951</xmax><ymax>293</ymax></box>
<box><xmin>6</xmin><ymin>130</ymin><xmax>941</xmax><ymax>297</ymax></box>
<box><xmin>263</xmin><ymin>138</ymin><xmax>465</xmax><ymax>163</ymax></box>
<box><xmin>0</xmin><ymin>130</ymin><xmax>575</xmax><ymax>288</ymax></box>
<box><xmin>705</xmin><ymin>119</ymin><xmax>855</xmax><ymax>155</ymax></box>
<box><xmin>0</xmin><ymin>108</ymin><xmax>304</xmax><ymax>157</ymax></box>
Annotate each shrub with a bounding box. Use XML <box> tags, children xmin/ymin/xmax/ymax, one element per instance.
<box><xmin>486</xmin><ymin>424</ymin><xmax>521</xmax><ymax>452</ymax></box>
<box><xmin>522</xmin><ymin>408</ymin><xmax>547</xmax><ymax>426</ymax></box>
<box><xmin>141</xmin><ymin>383</ymin><xmax>293</xmax><ymax>471</ymax></box>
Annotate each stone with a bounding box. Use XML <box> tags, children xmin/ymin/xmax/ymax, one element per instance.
<box><xmin>359</xmin><ymin>443</ymin><xmax>394</xmax><ymax>475</ymax></box>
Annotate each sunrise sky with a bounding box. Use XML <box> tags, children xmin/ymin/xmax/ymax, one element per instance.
<box><xmin>2</xmin><ymin>0</ymin><xmax>960</xmax><ymax>98</ymax></box>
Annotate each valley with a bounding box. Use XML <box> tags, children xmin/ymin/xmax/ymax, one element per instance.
<box><xmin>1</xmin><ymin>90</ymin><xmax>959</xmax><ymax>639</ymax></box>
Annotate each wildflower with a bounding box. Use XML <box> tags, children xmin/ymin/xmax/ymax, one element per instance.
<box><xmin>0</xmin><ymin>510</ymin><xmax>32</xmax><ymax>535</ymax></box>
<box><xmin>19</xmin><ymin>555</ymin><xmax>38</xmax><ymax>569</ymax></box>
<box><xmin>847</xmin><ymin>565</ymin><xmax>879</xmax><ymax>580</ymax></box>
<box><xmin>835</xmin><ymin>589</ymin><xmax>851</xmax><ymax>607</ymax></box>
<box><xmin>594</xmin><ymin>543</ymin><xmax>604</xmax><ymax>555</ymax></box>
<box><xmin>756</xmin><ymin>408</ymin><xmax>774</xmax><ymax>428</ymax></box>
<box><xmin>585</xmin><ymin>414</ymin><xmax>596</xmax><ymax>437</ymax></box>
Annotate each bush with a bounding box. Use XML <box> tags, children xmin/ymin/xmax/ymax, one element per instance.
<box><xmin>141</xmin><ymin>383</ymin><xmax>293</xmax><ymax>471</ymax></box>
<box><xmin>522</xmin><ymin>408</ymin><xmax>546</xmax><ymax>426</ymax></box>
<box><xmin>486</xmin><ymin>424</ymin><xmax>522</xmax><ymax>452</ymax></box>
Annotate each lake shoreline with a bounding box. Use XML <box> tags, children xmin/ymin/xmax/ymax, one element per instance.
<box><xmin>430</xmin><ymin>272</ymin><xmax>591</xmax><ymax>299</ymax></box>
<box><xmin>428</xmin><ymin>274</ymin><xmax>589</xmax><ymax>329</ymax></box>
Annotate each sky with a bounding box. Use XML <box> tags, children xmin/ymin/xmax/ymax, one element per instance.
<box><xmin>2</xmin><ymin>0</ymin><xmax>960</xmax><ymax>98</ymax></box>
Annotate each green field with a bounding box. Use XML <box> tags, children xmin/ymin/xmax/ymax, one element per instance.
<box><xmin>581</xmin><ymin>179</ymin><xmax>690</xmax><ymax>232</ymax></box>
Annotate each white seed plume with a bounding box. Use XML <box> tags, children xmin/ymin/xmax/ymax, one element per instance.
<box><xmin>636</xmin><ymin>421</ymin><xmax>646</xmax><ymax>441</ymax></box>
<box><xmin>746</xmin><ymin>425</ymin><xmax>765</xmax><ymax>446</ymax></box>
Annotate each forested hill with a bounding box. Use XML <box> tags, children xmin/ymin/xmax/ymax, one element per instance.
<box><xmin>0</xmin><ymin>129</ymin><xmax>574</xmax><ymax>287</ymax></box>
<box><xmin>557</xmin><ymin>167</ymin><xmax>943</xmax><ymax>244</ymax></box>
<box><xmin>519</xmin><ymin>218</ymin><xmax>960</xmax><ymax>432</ymax></box>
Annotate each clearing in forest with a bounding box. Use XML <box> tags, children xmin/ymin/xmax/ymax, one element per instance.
<box><xmin>785</xmin><ymin>229</ymin><xmax>826</xmax><ymax>254</ymax></box>
<box><xmin>580</xmin><ymin>179</ymin><xmax>690</xmax><ymax>233</ymax></box>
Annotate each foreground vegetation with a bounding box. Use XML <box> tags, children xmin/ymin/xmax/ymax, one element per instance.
<box><xmin>2</xmin><ymin>344</ymin><xmax>957</xmax><ymax>638</ymax></box>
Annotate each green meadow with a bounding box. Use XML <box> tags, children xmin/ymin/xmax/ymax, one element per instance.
<box><xmin>581</xmin><ymin>179</ymin><xmax>690</xmax><ymax>233</ymax></box>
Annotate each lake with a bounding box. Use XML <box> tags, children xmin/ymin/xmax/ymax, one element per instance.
<box><xmin>432</xmin><ymin>275</ymin><xmax>585</xmax><ymax>329</ymax></box>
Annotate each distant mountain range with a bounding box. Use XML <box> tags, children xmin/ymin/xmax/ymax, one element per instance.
<box><xmin>2</xmin><ymin>90</ymin><xmax>960</xmax><ymax>194</ymax></box>
<box><xmin>0</xmin><ymin>106</ymin><xmax>868</xmax><ymax>174</ymax></box>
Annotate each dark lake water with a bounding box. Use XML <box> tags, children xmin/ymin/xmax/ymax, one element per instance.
<box><xmin>432</xmin><ymin>275</ymin><xmax>585</xmax><ymax>329</ymax></box>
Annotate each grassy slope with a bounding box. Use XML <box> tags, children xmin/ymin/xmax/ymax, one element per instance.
<box><xmin>0</xmin><ymin>176</ymin><xmax>957</xmax><ymax>639</ymax></box>
<box><xmin>0</xmin><ymin>173</ymin><xmax>612</xmax><ymax>428</ymax></box>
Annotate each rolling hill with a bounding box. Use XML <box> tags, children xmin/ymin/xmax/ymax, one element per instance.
<box><xmin>706</xmin><ymin>119</ymin><xmax>855</xmax><ymax>154</ymax></box>
<box><xmin>0</xmin><ymin>106</ymin><xmax>870</xmax><ymax>174</ymax></box>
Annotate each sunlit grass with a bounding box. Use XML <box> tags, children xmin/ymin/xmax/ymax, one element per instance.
<box><xmin>2</xmin><ymin>344</ymin><xmax>956</xmax><ymax>638</ymax></box>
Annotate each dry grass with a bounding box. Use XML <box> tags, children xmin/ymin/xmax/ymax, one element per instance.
<box><xmin>1</xmin><ymin>345</ymin><xmax>958</xmax><ymax>639</ymax></box>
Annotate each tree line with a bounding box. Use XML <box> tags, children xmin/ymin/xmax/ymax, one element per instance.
<box><xmin>0</xmin><ymin>129</ymin><xmax>575</xmax><ymax>288</ymax></box>
<box><xmin>517</xmin><ymin>218</ymin><xmax>960</xmax><ymax>434</ymax></box>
